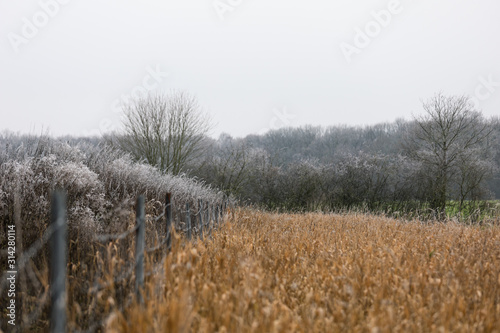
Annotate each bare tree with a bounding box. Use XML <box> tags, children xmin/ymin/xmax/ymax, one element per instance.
<box><xmin>404</xmin><ymin>93</ymin><xmax>493</xmax><ymax>216</ymax></box>
<box><xmin>194</xmin><ymin>134</ymin><xmax>251</xmax><ymax>197</ymax></box>
<box><xmin>454</xmin><ymin>154</ymin><xmax>495</xmax><ymax>212</ymax></box>
<box><xmin>111</xmin><ymin>91</ymin><xmax>211</xmax><ymax>175</ymax></box>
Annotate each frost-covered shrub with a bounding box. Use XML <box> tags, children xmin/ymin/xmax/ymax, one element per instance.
<box><xmin>53</xmin><ymin>161</ymin><xmax>108</xmax><ymax>241</ymax></box>
<box><xmin>0</xmin><ymin>134</ymin><xmax>222</xmax><ymax>250</ymax></box>
<box><xmin>0</xmin><ymin>157</ymin><xmax>108</xmax><ymax>247</ymax></box>
<box><xmin>93</xmin><ymin>154</ymin><xmax>223</xmax><ymax>226</ymax></box>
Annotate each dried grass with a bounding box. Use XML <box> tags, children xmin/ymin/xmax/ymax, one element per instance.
<box><xmin>104</xmin><ymin>209</ymin><xmax>500</xmax><ymax>332</ymax></box>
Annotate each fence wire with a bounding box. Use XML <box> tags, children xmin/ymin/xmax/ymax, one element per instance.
<box><xmin>94</xmin><ymin>220</ymin><xmax>142</xmax><ymax>242</ymax></box>
<box><xmin>0</xmin><ymin>223</ymin><xmax>55</xmax><ymax>295</ymax></box>
<box><xmin>2</xmin><ymin>193</ymin><xmax>228</xmax><ymax>332</ymax></box>
<box><xmin>146</xmin><ymin>236</ymin><xmax>170</xmax><ymax>254</ymax></box>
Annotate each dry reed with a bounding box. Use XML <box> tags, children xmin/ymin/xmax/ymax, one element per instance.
<box><xmin>106</xmin><ymin>209</ymin><xmax>500</xmax><ymax>332</ymax></box>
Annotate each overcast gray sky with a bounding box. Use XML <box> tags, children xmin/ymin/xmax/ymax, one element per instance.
<box><xmin>1</xmin><ymin>0</ymin><xmax>499</xmax><ymax>138</ymax></box>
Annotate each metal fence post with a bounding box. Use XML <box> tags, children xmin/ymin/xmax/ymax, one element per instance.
<box><xmin>215</xmin><ymin>204</ymin><xmax>219</xmax><ymax>229</ymax></box>
<box><xmin>165</xmin><ymin>193</ymin><xmax>172</xmax><ymax>251</ymax></box>
<box><xmin>207</xmin><ymin>204</ymin><xmax>212</xmax><ymax>237</ymax></box>
<box><xmin>186</xmin><ymin>203</ymin><xmax>192</xmax><ymax>240</ymax></box>
<box><xmin>198</xmin><ymin>199</ymin><xmax>204</xmax><ymax>241</ymax></box>
<box><xmin>135</xmin><ymin>195</ymin><xmax>145</xmax><ymax>303</ymax></box>
<box><xmin>50</xmin><ymin>190</ymin><xmax>67</xmax><ymax>333</ymax></box>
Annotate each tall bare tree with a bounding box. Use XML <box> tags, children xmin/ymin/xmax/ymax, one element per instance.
<box><xmin>404</xmin><ymin>93</ymin><xmax>493</xmax><ymax>216</ymax></box>
<box><xmin>111</xmin><ymin>91</ymin><xmax>210</xmax><ymax>175</ymax></box>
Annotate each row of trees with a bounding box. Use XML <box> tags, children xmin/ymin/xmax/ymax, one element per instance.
<box><xmin>109</xmin><ymin>91</ymin><xmax>500</xmax><ymax>219</ymax></box>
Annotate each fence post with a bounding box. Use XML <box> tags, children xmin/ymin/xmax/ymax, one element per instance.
<box><xmin>230</xmin><ymin>200</ymin><xmax>235</xmax><ymax>220</ymax></box>
<box><xmin>198</xmin><ymin>199</ymin><xmax>204</xmax><ymax>241</ymax></box>
<box><xmin>50</xmin><ymin>190</ymin><xmax>67</xmax><ymax>333</ymax></box>
<box><xmin>165</xmin><ymin>193</ymin><xmax>172</xmax><ymax>251</ymax></box>
<box><xmin>186</xmin><ymin>203</ymin><xmax>191</xmax><ymax>240</ymax></box>
<box><xmin>135</xmin><ymin>195</ymin><xmax>145</xmax><ymax>303</ymax></box>
<box><xmin>219</xmin><ymin>204</ymin><xmax>222</xmax><ymax>223</ymax></box>
<box><xmin>215</xmin><ymin>204</ymin><xmax>219</xmax><ymax>229</ymax></box>
<box><xmin>207</xmin><ymin>204</ymin><xmax>212</xmax><ymax>237</ymax></box>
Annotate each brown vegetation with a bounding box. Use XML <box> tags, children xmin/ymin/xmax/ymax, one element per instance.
<box><xmin>106</xmin><ymin>210</ymin><xmax>500</xmax><ymax>332</ymax></box>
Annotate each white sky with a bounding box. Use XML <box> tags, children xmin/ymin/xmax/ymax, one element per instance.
<box><xmin>1</xmin><ymin>0</ymin><xmax>499</xmax><ymax>138</ymax></box>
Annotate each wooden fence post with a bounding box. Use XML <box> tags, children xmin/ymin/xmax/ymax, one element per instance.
<box><xmin>50</xmin><ymin>190</ymin><xmax>67</xmax><ymax>333</ymax></box>
<box><xmin>198</xmin><ymin>199</ymin><xmax>204</xmax><ymax>241</ymax></box>
<box><xmin>186</xmin><ymin>203</ymin><xmax>191</xmax><ymax>240</ymax></box>
<box><xmin>165</xmin><ymin>193</ymin><xmax>172</xmax><ymax>251</ymax></box>
<box><xmin>135</xmin><ymin>195</ymin><xmax>145</xmax><ymax>303</ymax></box>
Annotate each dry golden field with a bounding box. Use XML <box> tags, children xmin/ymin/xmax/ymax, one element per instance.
<box><xmin>105</xmin><ymin>209</ymin><xmax>500</xmax><ymax>333</ymax></box>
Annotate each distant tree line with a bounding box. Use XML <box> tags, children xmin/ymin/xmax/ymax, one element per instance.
<box><xmin>104</xmin><ymin>92</ymin><xmax>499</xmax><ymax>219</ymax></box>
<box><xmin>185</xmin><ymin>94</ymin><xmax>500</xmax><ymax>219</ymax></box>
<box><xmin>8</xmin><ymin>92</ymin><xmax>496</xmax><ymax>220</ymax></box>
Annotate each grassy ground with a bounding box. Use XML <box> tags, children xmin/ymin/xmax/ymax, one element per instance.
<box><xmin>445</xmin><ymin>200</ymin><xmax>500</xmax><ymax>221</ymax></box>
<box><xmin>105</xmin><ymin>209</ymin><xmax>500</xmax><ymax>333</ymax></box>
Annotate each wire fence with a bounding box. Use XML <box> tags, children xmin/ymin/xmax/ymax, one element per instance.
<box><xmin>1</xmin><ymin>189</ymin><xmax>229</xmax><ymax>333</ymax></box>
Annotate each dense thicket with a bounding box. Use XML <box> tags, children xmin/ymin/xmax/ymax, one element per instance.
<box><xmin>0</xmin><ymin>133</ymin><xmax>223</xmax><ymax>251</ymax></box>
